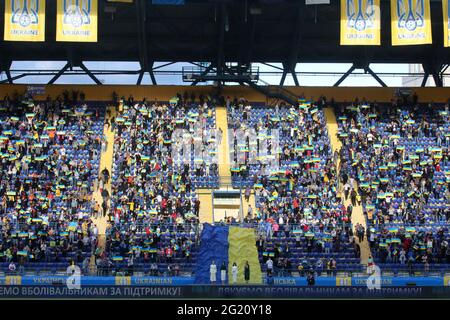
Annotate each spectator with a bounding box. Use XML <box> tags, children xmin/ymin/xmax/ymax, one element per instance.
<box><xmin>220</xmin><ymin>261</ymin><xmax>227</xmax><ymax>284</ymax></box>
<box><xmin>244</xmin><ymin>261</ymin><xmax>250</xmax><ymax>284</ymax></box>
<box><xmin>210</xmin><ymin>260</ymin><xmax>217</xmax><ymax>284</ymax></box>
<box><xmin>231</xmin><ymin>262</ymin><xmax>238</xmax><ymax>284</ymax></box>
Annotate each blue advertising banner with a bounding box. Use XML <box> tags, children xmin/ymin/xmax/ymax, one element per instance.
<box><xmin>0</xmin><ymin>275</ymin><xmax>446</xmax><ymax>287</ymax></box>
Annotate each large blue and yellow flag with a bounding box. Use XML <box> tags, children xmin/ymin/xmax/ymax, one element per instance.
<box><xmin>391</xmin><ymin>0</ymin><xmax>432</xmax><ymax>45</ymax></box>
<box><xmin>340</xmin><ymin>0</ymin><xmax>381</xmax><ymax>45</ymax></box>
<box><xmin>443</xmin><ymin>0</ymin><xmax>450</xmax><ymax>47</ymax></box>
<box><xmin>195</xmin><ymin>224</ymin><xmax>262</xmax><ymax>285</ymax></box>
<box><xmin>56</xmin><ymin>0</ymin><xmax>98</xmax><ymax>42</ymax></box>
<box><xmin>4</xmin><ymin>0</ymin><xmax>46</xmax><ymax>42</ymax></box>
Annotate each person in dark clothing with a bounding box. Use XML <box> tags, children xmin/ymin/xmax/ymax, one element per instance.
<box><xmin>220</xmin><ymin>262</ymin><xmax>227</xmax><ymax>284</ymax></box>
<box><xmin>102</xmin><ymin>201</ymin><xmax>108</xmax><ymax>217</ymax></box>
<box><xmin>244</xmin><ymin>261</ymin><xmax>250</xmax><ymax>284</ymax></box>
<box><xmin>307</xmin><ymin>272</ymin><xmax>315</xmax><ymax>286</ymax></box>
<box><xmin>350</xmin><ymin>189</ymin><xmax>357</xmax><ymax>206</ymax></box>
<box><xmin>102</xmin><ymin>167</ymin><xmax>110</xmax><ymax>184</ymax></box>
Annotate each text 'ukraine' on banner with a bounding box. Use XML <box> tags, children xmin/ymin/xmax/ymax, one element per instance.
<box><xmin>4</xmin><ymin>0</ymin><xmax>46</xmax><ymax>42</ymax></box>
<box><xmin>340</xmin><ymin>0</ymin><xmax>381</xmax><ymax>45</ymax></box>
<box><xmin>56</xmin><ymin>0</ymin><xmax>98</xmax><ymax>42</ymax></box>
<box><xmin>391</xmin><ymin>0</ymin><xmax>432</xmax><ymax>46</ymax></box>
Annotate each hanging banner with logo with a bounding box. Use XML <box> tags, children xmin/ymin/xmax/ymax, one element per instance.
<box><xmin>340</xmin><ymin>0</ymin><xmax>380</xmax><ymax>45</ymax></box>
<box><xmin>391</xmin><ymin>0</ymin><xmax>432</xmax><ymax>46</ymax></box>
<box><xmin>56</xmin><ymin>0</ymin><xmax>98</xmax><ymax>42</ymax></box>
<box><xmin>443</xmin><ymin>0</ymin><xmax>450</xmax><ymax>47</ymax></box>
<box><xmin>4</xmin><ymin>0</ymin><xmax>46</xmax><ymax>42</ymax></box>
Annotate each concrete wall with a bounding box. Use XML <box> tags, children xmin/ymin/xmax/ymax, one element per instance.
<box><xmin>0</xmin><ymin>84</ymin><xmax>449</xmax><ymax>103</ymax></box>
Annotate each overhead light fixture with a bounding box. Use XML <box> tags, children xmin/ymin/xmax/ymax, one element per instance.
<box><xmin>104</xmin><ymin>6</ymin><xmax>117</xmax><ymax>13</ymax></box>
<box><xmin>249</xmin><ymin>6</ymin><xmax>262</xmax><ymax>15</ymax></box>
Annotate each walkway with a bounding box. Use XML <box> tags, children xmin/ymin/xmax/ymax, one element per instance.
<box><xmin>216</xmin><ymin>106</ymin><xmax>231</xmax><ymax>180</ymax></box>
<box><xmin>324</xmin><ymin>107</ymin><xmax>371</xmax><ymax>265</ymax></box>
<box><xmin>92</xmin><ymin>106</ymin><xmax>116</xmax><ymax>249</ymax></box>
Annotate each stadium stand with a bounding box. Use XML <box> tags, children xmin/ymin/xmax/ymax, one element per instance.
<box><xmin>103</xmin><ymin>95</ymin><xmax>221</xmax><ymax>275</ymax></box>
<box><xmin>2</xmin><ymin>85</ymin><xmax>450</xmax><ymax>282</ymax></box>
<box><xmin>337</xmin><ymin>98</ymin><xmax>450</xmax><ymax>274</ymax></box>
<box><xmin>227</xmin><ymin>97</ymin><xmax>361</xmax><ymax>276</ymax></box>
<box><xmin>0</xmin><ymin>91</ymin><xmax>103</xmax><ymax>274</ymax></box>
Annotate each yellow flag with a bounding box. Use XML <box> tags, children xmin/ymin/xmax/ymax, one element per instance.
<box><xmin>4</xmin><ymin>0</ymin><xmax>46</xmax><ymax>42</ymax></box>
<box><xmin>340</xmin><ymin>0</ymin><xmax>381</xmax><ymax>45</ymax></box>
<box><xmin>443</xmin><ymin>0</ymin><xmax>450</xmax><ymax>47</ymax></box>
<box><xmin>391</xmin><ymin>0</ymin><xmax>432</xmax><ymax>46</ymax></box>
<box><xmin>56</xmin><ymin>0</ymin><xmax>98</xmax><ymax>42</ymax></box>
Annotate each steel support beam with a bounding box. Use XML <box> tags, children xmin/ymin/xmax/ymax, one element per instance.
<box><xmin>136</xmin><ymin>0</ymin><xmax>157</xmax><ymax>85</ymax></box>
<box><xmin>239</xmin><ymin>5</ymin><xmax>256</xmax><ymax>68</ymax></box>
<box><xmin>260</xmin><ymin>62</ymin><xmax>284</xmax><ymax>71</ymax></box>
<box><xmin>422</xmin><ymin>61</ymin><xmax>444</xmax><ymax>87</ymax></box>
<box><xmin>280</xmin><ymin>3</ymin><xmax>303</xmax><ymax>87</ymax></box>
<box><xmin>0</xmin><ymin>73</ymin><xmax>27</xmax><ymax>84</ymax></box>
<box><xmin>279</xmin><ymin>67</ymin><xmax>288</xmax><ymax>86</ymax></box>
<box><xmin>0</xmin><ymin>59</ymin><xmax>13</xmax><ymax>84</ymax></box>
<box><xmin>191</xmin><ymin>64</ymin><xmax>215</xmax><ymax>86</ymax></box>
<box><xmin>149</xmin><ymin>67</ymin><xmax>157</xmax><ymax>85</ymax></box>
<box><xmin>333</xmin><ymin>65</ymin><xmax>356</xmax><ymax>87</ymax></box>
<box><xmin>136</xmin><ymin>71</ymin><xmax>145</xmax><ymax>85</ymax></box>
<box><xmin>4</xmin><ymin>69</ymin><xmax>13</xmax><ymax>84</ymax></box>
<box><xmin>421</xmin><ymin>72</ymin><xmax>430</xmax><ymax>87</ymax></box>
<box><xmin>216</xmin><ymin>4</ymin><xmax>226</xmax><ymax>86</ymax></box>
<box><xmin>48</xmin><ymin>62</ymin><xmax>71</xmax><ymax>84</ymax></box>
<box><xmin>432</xmin><ymin>73</ymin><xmax>443</xmax><ymax>87</ymax></box>
<box><xmin>152</xmin><ymin>61</ymin><xmax>176</xmax><ymax>71</ymax></box>
<box><xmin>365</xmin><ymin>66</ymin><xmax>387</xmax><ymax>87</ymax></box>
<box><xmin>79</xmin><ymin>62</ymin><xmax>102</xmax><ymax>85</ymax></box>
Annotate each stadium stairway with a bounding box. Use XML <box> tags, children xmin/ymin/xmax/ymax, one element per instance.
<box><xmin>216</xmin><ymin>106</ymin><xmax>231</xmax><ymax>180</ymax></box>
<box><xmin>92</xmin><ymin>105</ymin><xmax>117</xmax><ymax>251</ymax></box>
<box><xmin>198</xmin><ymin>189</ymin><xmax>213</xmax><ymax>224</ymax></box>
<box><xmin>211</xmin><ymin>106</ymin><xmax>242</xmax><ymax>222</ymax></box>
<box><xmin>324</xmin><ymin>107</ymin><xmax>371</xmax><ymax>265</ymax></box>
<box><xmin>212</xmin><ymin>106</ymin><xmax>255</xmax><ymax>222</ymax></box>
<box><xmin>198</xmin><ymin>105</ymin><xmax>230</xmax><ymax>224</ymax></box>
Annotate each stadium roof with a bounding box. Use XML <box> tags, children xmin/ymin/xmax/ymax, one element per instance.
<box><xmin>0</xmin><ymin>0</ymin><xmax>449</xmax><ymax>87</ymax></box>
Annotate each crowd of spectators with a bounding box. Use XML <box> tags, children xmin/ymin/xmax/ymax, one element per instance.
<box><xmin>104</xmin><ymin>94</ymin><xmax>220</xmax><ymax>275</ymax></box>
<box><xmin>0</xmin><ymin>91</ymin><xmax>102</xmax><ymax>273</ymax></box>
<box><xmin>227</xmin><ymin>97</ymin><xmax>360</xmax><ymax>275</ymax></box>
<box><xmin>337</xmin><ymin>97</ymin><xmax>450</xmax><ymax>271</ymax></box>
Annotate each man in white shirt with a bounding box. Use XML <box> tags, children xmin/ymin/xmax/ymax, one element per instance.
<box><xmin>266</xmin><ymin>258</ymin><xmax>274</xmax><ymax>276</ymax></box>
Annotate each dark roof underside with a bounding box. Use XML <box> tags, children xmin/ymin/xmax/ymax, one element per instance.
<box><xmin>0</xmin><ymin>0</ymin><xmax>449</xmax><ymax>65</ymax></box>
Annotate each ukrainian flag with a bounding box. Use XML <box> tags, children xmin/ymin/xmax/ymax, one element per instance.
<box><xmin>195</xmin><ymin>224</ymin><xmax>262</xmax><ymax>285</ymax></box>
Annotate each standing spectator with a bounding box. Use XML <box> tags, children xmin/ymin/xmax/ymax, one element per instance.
<box><xmin>210</xmin><ymin>260</ymin><xmax>217</xmax><ymax>284</ymax></box>
<box><xmin>350</xmin><ymin>189</ymin><xmax>357</xmax><ymax>206</ymax></box>
<box><xmin>232</xmin><ymin>262</ymin><xmax>238</xmax><ymax>284</ymax></box>
<box><xmin>220</xmin><ymin>262</ymin><xmax>227</xmax><ymax>284</ymax></box>
<box><xmin>244</xmin><ymin>261</ymin><xmax>250</xmax><ymax>284</ymax></box>
<box><xmin>266</xmin><ymin>257</ymin><xmax>274</xmax><ymax>276</ymax></box>
<box><xmin>307</xmin><ymin>272</ymin><xmax>315</xmax><ymax>286</ymax></box>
